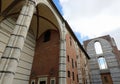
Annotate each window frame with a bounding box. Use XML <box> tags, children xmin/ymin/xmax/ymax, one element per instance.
<box><xmin>98</xmin><ymin>56</ymin><xmax>108</xmax><ymax>70</ymax></box>
<box><xmin>67</xmin><ymin>55</ymin><xmax>70</xmax><ymax>62</ymax></box>
<box><xmin>31</xmin><ymin>79</ymin><xmax>35</xmax><ymax>84</ymax></box>
<box><xmin>38</xmin><ymin>77</ymin><xmax>47</xmax><ymax>84</ymax></box>
<box><xmin>70</xmin><ymin>37</ymin><xmax>72</xmax><ymax>46</ymax></box>
<box><xmin>72</xmin><ymin>59</ymin><xmax>74</xmax><ymax>68</ymax></box>
<box><xmin>68</xmin><ymin>71</ymin><xmax>70</xmax><ymax>78</ymax></box>
<box><xmin>50</xmin><ymin>77</ymin><xmax>56</xmax><ymax>84</ymax></box>
<box><xmin>72</xmin><ymin>72</ymin><xmax>74</xmax><ymax>81</ymax></box>
<box><xmin>94</xmin><ymin>41</ymin><xmax>103</xmax><ymax>54</ymax></box>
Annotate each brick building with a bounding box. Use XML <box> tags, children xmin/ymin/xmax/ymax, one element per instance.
<box><xmin>84</xmin><ymin>35</ymin><xmax>120</xmax><ymax>84</ymax></box>
<box><xmin>0</xmin><ymin>0</ymin><xmax>90</xmax><ymax>84</ymax></box>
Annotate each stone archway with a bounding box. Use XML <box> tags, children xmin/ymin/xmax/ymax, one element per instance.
<box><xmin>0</xmin><ymin>0</ymin><xmax>66</xmax><ymax>84</ymax></box>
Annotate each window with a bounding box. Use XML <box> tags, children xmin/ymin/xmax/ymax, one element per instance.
<box><xmin>72</xmin><ymin>59</ymin><xmax>74</xmax><ymax>68</ymax></box>
<box><xmin>72</xmin><ymin>72</ymin><xmax>74</xmax><ymax>81</ymax></box>
<box><xmin>39</xmin><ymin>81</ymin><xmax>46</xmax><ymax>84</ymax></box>
<box><xmin>75</xmin><ymin>61</ymin><xmax>77</xmax><ymax>68</ymax></box>
<box><xmin>76</xmin><ymin>55</ymin><xmax>78</xmax><ymax>59</ymax></box>
<box><xmin>38</xmin><ymin>77</ymin><xmax>47</xmax><ymax>84</ymax></box>
<box><xmin>31</xmin><ymin>80</ymin><xmax>35</xmax><ymax>84</ymax></box>
<box><xmin>94</xmin><ymin>42</ymin><xmax>103</xmax><ymax>54</ymax></box>
<box><xmin>98</xmin><ymin>57</ymin><xmax>108</xmax><ymax>70</ymax></box>
<box><xmin>50</xmin><ymin>78</ymin><xmax>55</xmax><ymax>84</ymax></box>
<box><xmin>70</xmin><ymin>37</ymin><xmax>72</xmax><ymax>46</ymax></box>
<box><xmin>43</xmin><ymin>30</ymin><xmax>51</xmax><ymax>42</ymax></box>
<box><xmin>67</xmin><ymin>55</ymin><xmax>70</xmax><ymax>62</ymax></box>
<box><xmin>104</xmin><ymin>76</ymin><xmax>108</xmax><ymax>83</ymax></box>
<box><xmin>68</xmin><ymin>71</ymin><xmax>70</xmax><ymax>78</ymax></box>
<box><xmin>77</xmin><ymin>74</ymin><xmax>79</xmax><ymax>82</ymax></box>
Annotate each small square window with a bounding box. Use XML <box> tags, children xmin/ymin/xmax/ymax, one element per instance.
<box><xmin>38</xmin><ymin>77</ymin><xmax>47</xmax><ymax>84</ymax></box>
<box><xmin>39</xmin><ymin>81</ymin><xmax>46</xmax><ymax>84</ymax></box>
<box><xmin>50</xmin><ymin>78</ymin><xmax>55</xmax><ymax>84</ymax></box>
<box><xmin>31</xmin><ymin>80</ymin><xmax>35</xmax><ymax>84</ymax></box>
<box><xmin>104</xmin><ymin>76</ymin><xmax>108</xmax><ymax>83</ymax></box>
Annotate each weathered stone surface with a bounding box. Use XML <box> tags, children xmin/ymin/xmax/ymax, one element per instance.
<box><xmin>84</xmin><ymin>35</ymin><xmax>120</xmax><ymax>84</ymax></box>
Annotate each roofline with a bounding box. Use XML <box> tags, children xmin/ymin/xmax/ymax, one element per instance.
<box><xmin>49</xmin><ymin>0</ymin><xmax>65</xmax><ymax>22</ymax></box>
<box><xmin>65</xmin><ymin>21</ymin><xmax>90</xmax><ymax>59</ymax></box>
<box><xmin>50</xmin><ymin>0</ymin><xmax>90</xmax><ymax>59</ymax></box>
<box><xmin>0</xmin><ymin>0</ymin><xmax>90</xmax><ymax>59</ymax></box>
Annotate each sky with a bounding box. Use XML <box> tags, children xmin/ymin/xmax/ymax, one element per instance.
<box><xmin>53</xmin><ymin>0</ymin><xmax>120</xmax><ymax>50</ymax></box>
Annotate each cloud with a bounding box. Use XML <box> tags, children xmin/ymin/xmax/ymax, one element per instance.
<box><xmin>102</xmin><ymin>28</ymin><xmax>120</xmax><ymax>49</ymax></box>
<box><xmin>59</xmin><ymin>0</ymin><xmax>120</xmax><ymax>49</ymax></box>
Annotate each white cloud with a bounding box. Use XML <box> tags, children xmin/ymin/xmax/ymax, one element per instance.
<box><xmin>59</xmin><ymin>0</ymin><xmax>120</xmax><ymax>49</ymax></box>
<box><xmin>102</xmin><ymin>28</ymin><xmax>120</xmax><ymax>50</ymax></box>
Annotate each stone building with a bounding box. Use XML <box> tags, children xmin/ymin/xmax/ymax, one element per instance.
<box><xmin>0</xmin><ymin>0</ymin><xmax>90</xmax><ymax>84</ymax></box>
<box><xmin>84</xmin><ymin>35</ymin><xmax>120</xmax><ymax>84</ymax></box>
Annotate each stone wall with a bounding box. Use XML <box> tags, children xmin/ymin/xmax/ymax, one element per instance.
<box><xmin>0</xmin><ymin>18</ymin><xmax>36</xmax><ymax>84</ymax></box>
<box><xmin>84</xmin><ymin>35</ymin><xmax>120</xmax><ymax>84</ymax></box>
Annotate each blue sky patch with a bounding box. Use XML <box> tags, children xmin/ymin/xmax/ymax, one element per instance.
<box><xmin>53</xmin><ymin>0</ymin><xmax>63</xmax><ymax>15</ymax></box>
<box><xmin>53</xmin><ymin>0</ymin><xmax>89</xmax><ymax>44</ymax></box>
<box><xmin>74</xmin><ymin>32</ymin><xmax>89</xmax><ymax>44</ymax></box>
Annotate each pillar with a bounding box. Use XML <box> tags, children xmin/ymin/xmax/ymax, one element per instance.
<box><xmin>59</xmin><ymin>22</ymin><xmax>67</xmax><ymax>84</ymax></box>
<box><xmin>0</xmin><ymin>0</ymin><xmax>36</xmax><ymax>84</ymax></box>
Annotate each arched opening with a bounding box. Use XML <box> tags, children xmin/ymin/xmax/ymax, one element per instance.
<box><xmin>30</xmin><ymin>29</ymin><xmax>60</xmax><ymax>84</ymax></box>
<box><xmin>28</xmin><ymin>2</ymin><xmax>62</xmax><ymax>84</ymax></box>
<box><xmin>98</xmin><ymin>57</ymin><xmax>108</xmax><ymax>70</ymax></box>
<box><xmin>29</xmin><ymin>3</ymin><xmax>61</xmax><ymax>40</ymax></box>
<box><xmin>0</xmin><ymin>1</ymin><xmax>62</xmax><ymax>84</ymax></box>
<box><xmin>94</xmin><ymin>41</ymin><xmax>103</xmax><ymax>54</ymax></box>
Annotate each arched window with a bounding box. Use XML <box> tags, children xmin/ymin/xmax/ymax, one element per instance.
<box><xmin>94</xmin><ymin>42</ymin><xmax>103</xmax><ymax>54</ymax></box>
<box><xmin>98</xmin><ymin>57</ymin><xmax>108</xmax><ymax>70</ymax></box>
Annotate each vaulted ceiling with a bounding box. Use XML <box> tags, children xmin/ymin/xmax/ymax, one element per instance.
<box><xmin>0</xmin><ymin>0</ymin><xmax>60</xmax><ymax>40</ymax></box>
<box><xmin>0</xmin><ymin>0</ymin><xmax>90</xmax><ymax>59</ymax></box>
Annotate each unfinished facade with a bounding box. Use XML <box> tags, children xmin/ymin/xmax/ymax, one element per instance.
<box><xmin>0</xmin><ymin>0</ymin><xmax>90</xmax><ymax>84</ymax></box>
<box><xmin>84</xmin><ymin>35</ymin><xmax>120</xmax><ymax>84</ymax></box>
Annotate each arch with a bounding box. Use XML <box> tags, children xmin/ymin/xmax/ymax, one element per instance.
<box><xmin>94</xmin><ymin>41</ymin><xmax>103</xmax><ymax>54</ymax></box>
<box><xmin>0</xmin><ymin>0</ymin><xmax>64</xmax><ymax>40</ymax></box>
<box><xmin>98</xmin><ymin>57</ymin><xmax>108</xmax><ymax>70</ymax></box>
<box><xmin>30</xmin><ymin>29</ymin><xmax>60</xmax><ymax>83</ymax></box>
<box><xmin>36</xmin><ymin>1</ymin><xmax>63</xmax><ymax>39</ymax></box>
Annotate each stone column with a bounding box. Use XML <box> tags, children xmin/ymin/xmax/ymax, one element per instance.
<box><xmin>59</xmin><ymin>22</ymin><xmax>67</xmax><ymax>84</ymax></box>
<box><xmin>0</xmin><ymin>0</ymin><xmax>36</xmax><ymax>84</ymax></box>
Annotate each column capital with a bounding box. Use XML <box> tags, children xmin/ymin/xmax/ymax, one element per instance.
<box><xmin>27</xmin><ymin>0</ymin><xmax>37</xmax><ymax>6</ymax></box>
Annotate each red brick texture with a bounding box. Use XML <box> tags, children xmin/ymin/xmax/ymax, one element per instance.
<box><xmin>66</xmin><ymin>33</ymin><xmax>79</xmax><ymax>84</ymax></box>
<box><xmin>30</xmin><ymin>30</ymin><xmax>60</xmax><ymax>84</ymax></box>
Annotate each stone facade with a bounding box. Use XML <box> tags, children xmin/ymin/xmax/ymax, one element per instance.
<box><xmin>0</xmin><ymin>18</ymin><xmax>36</xmax><ymax>84</ymax></box>
<box><xmin>0</xmin><ymin>0</ymin><xmax>90</xmax><ymax>84</ymax></box>
<box><xmin>84</xmin><ymin>35</ymin><xmax>120</xmax><ymax>84</ymax></box>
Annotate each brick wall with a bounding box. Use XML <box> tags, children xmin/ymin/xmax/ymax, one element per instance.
<box><xmin>30</xmin><ymin>30</ymin><xmax>60</xmax><ymax>84</ymax></box>
<box><xmin>66</xmin><ymin>33</ymin><xmax>79</xmax><ymax>84</ymax></box>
